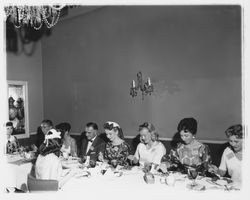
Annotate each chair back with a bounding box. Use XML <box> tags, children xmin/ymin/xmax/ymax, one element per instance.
<box><xmin>27</xmin><ymin>173</ymin><xmax>58</xmax><ymax>192</ymax></box>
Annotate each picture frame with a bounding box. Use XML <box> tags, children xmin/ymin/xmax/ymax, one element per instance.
<box><xmin>7</xmin><ymin>81</ymin><xmax>29</xmax><ymax>139</ymax></box>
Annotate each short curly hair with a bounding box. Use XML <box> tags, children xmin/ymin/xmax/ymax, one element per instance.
<box><xmin>139</xmin><ymin>122</ymin><xmax>159</xmax><ymax>141</ymax></box>
<box><xmin>177</xmin><ymin>117</ymin><xmax>197</xmax><ymax>135</ymax></box>
<box><xmin>225</xmin><ymin>124</ymin><xmax>243</xmax><ymax>139</ymax></box>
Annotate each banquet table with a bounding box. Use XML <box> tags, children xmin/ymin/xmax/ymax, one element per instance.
<box><xmin>4</xmin><ymin>155</ymin><xmax>240</xmax><ymax>194</ymax></box>
<box><xmin>4</xmin><ymin>153</ymin><xmax>33</xmax><ymax>192</ymax></box>
<box><xmin>60</xmin><ymin>159</ymin><xmax>239</xmax><ymax>194</ymax></box>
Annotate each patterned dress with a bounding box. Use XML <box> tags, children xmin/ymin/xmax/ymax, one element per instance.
<box><xmin>6</xmin><ymin>135</ymin><xmax>20</xmax><ymax>154</ymax></box>
<box><xmin>104</xmin><ymin>141</ymin><xmax>131</xmax><ymax>166</ymax></box>
<box><xmin>161</xmin><ymin>140</ymin><xmax>211</xmax><ymax>174</ymax></box>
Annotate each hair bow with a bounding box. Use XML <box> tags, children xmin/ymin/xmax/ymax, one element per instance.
<box><xmin>44</xmin><ymin>129</ymin><xmax>61</xmax><ymax>146</ymax></box>
<box><xmin>106</xmin><ymin>121</ymin><xmax>120</xmax><ymax>128</ymax></box>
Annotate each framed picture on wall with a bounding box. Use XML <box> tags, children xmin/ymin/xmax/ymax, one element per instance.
<box><xmin>7</xmin><ymin>81</ymin><xmax>29</xmax><ymax>138</ymax></box>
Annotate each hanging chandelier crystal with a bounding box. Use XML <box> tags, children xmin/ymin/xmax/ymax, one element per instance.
<box><xmin>4</xmin><ymin>5</ymin><xmax>64</xmax><ymax>30</ymax></box>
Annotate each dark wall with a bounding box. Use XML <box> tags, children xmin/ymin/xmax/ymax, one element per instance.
<box><xmin>18</xmin><ymin>135</ymin><xmax>37</xmax><ymax>147</ymax></box>
<box><xmin>41</xmin><ymin>6</ymin><xmax>241</xmax><ymax>141</ymax></box>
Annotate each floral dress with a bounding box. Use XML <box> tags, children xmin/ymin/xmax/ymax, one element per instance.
<box><xmin>104</xmin><ymin>141</ymin><xmax>131</xmax><ymax>166</ymax></box>
<box><xmin>6</xmin><ymin>135</ymin><xmax>20</xmax><ymax>154</ymax></box>
<box><xmin>161</xmin><ymin>140</ymin><xmax>211</xmax><ymax>174</ymax></box>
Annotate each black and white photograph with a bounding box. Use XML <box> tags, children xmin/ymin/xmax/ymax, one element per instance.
<box><xmin>1</xmin><ymin>1</ymin><xmax>249</xmax><ymax>199</ymax></box>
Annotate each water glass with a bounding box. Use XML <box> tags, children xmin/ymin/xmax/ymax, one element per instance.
<box><xmin>166</xmin><ymin>173</ymin><xmax>176</xmax><ymax>186</ymax></box>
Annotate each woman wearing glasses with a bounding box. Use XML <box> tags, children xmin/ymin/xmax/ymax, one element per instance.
<box><xmin>98</xmin><ymin>121</ymin><xmax>131</xmax><ymax>166</ymax></box>
<box><xmin>160</xmin><ymin>118</ymin><xmax>211</xmax><ymax>175</ymax></box>
<box><xmin>128</xmin><ymin>122</ymin><xmax>166</xmax><ymax>168</ymax></box>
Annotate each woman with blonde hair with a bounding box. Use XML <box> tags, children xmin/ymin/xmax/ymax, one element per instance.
<box><xmin>128</xmin><ymin>122</ymin><xmax>166</xmax><ymax>167</ymax></box>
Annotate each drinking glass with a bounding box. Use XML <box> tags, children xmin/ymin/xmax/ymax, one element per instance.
<box><xmin>143</xmin><ymin>162</ymin><xmax>152</xmax><ymax>173</ymax></box>
<box><xmin>89</xmin><ymin>160</ymin><xmax>96</xmax><ymax>168</ymax></box>
<box><xmin>111</xmin><ymin>160</ymin><xmax>118</xmax><ymax>169</ymax></box>
<box><xmin>188</xmin><ymin>167</ymin><xmax>198</xmax><ymax>186</ymax></box>
<box><xmin>63</xmin><ymin>152</ymin><xmax>69</xmax><ymax>160</ymax></box>
<box><xmin>166</xmin><ymin>173</ymin><xmax>176</xmax><ymax>186</ymax></box>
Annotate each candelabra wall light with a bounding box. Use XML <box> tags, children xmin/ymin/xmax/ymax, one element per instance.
<box><xmin>130</xmin><ymin>72</ymin><xmax>154</xmax><ymax>100</ymax></box>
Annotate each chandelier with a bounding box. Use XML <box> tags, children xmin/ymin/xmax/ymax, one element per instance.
<box><xmin>4</xmin><ymin>5</ymin><xmax>64</xmax><ymax>30</ymax></box>
<box><xmin>130</xmin><ymin>72</ymin><xmax>154</xmax><ymax>100</ymax></box>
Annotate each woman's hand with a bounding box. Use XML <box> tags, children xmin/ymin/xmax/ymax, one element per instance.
<box><xmin>159</xmin><ymin>162</ymin><xmax>170</xmax><ymax>173</ymax></box>
<box><xmin>208</xmin><ymin>164</ymin><xmax>219</xmax><ymax>174</ymax></box>
<box><xmin>69</xmin><ymin>168</ymin><xmax>78</xmax><ymax>176</ymax></box>
<box><xmin>98</xmin><ymin>152</ymin><xmax>104</xmax><ymax>162</ymax></box>
<box><xmin>127</xmin><ymin>155</ymin><xmax>134</xmax><ymax>161</ymax></box>
<box><xmin>127</xmin><ymin>155</ymin><xmax>138</xmax><ymax>165</ymax></box>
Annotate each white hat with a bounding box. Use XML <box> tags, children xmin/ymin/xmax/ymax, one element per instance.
<box><xmin>44</xmin><ymin>129</ymin><xmax>61</xmax><ymax>146</ymax></box>
<box><xmin>106</xmin><ymin>121</ymin><xmax>120</xmax><ymax>128</ymax></box>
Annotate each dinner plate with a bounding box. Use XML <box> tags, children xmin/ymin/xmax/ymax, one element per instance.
<box><xmin>186</xmin><ymin>183</ymin><xmax>206</xmax><ymax>191</ymax></box>
<box><xmin>75</xmin><ymin>170</ymin><xmax>91</xmax><ymax>178</ymax></box>
<box><xmin>62</xmin><ymin>160</ymin><xmax>81</xmax><ymax>169</ymax></box>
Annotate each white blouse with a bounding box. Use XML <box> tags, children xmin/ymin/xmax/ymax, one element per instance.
<box><xmin>134</xmin><ymin>141</ymin><xmax>166</xmax><ymax>166</ymax></box>
<box><xmin>35</xmin><ymin>153</ymin><xmax>62</xmax><ymax>180</ymax></box>
<box><xmin>219</xmin><ymin>147</ymin><xmax>242</xmax><ymax>183</ymax></box>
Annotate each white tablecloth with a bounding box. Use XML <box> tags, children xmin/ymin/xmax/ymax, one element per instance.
<box><xmin>4</xmin><ymin>154</ymin><xmax>32</xmax><ymax>192</ymax></box>
<box><xmin>60</xmin><ymin>166</ymin><xmax>230</xmax><ymax>194</ymax></box>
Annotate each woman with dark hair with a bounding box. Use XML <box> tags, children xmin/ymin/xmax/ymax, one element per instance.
<box><xmin>56</xmin><ymin>122</ymin><xmax>77</xmax><ymax>157</ymax></box>
<box><xmin>128</xmin><ymin>122</ymin><xmax>166</xmax><ymax>167</ymax></box>
<box><xmin>98</xmin><ymin>121</ymin><xmax>130</xmax><ymax>166</ymax></box>
<box><xmin>5</xmin><ymin>121</ymin><xmax>20</xmax><ymax>154</ymax></box>
<box><xmin>209</xmin><ymin>124</ymin><xmax>243</xmax><ymax>184</ymax></box>
<box><xmin>160</xmin><ymin>118</ymin><xmax>211</xmax><ymax>175</ymax></box>
<box><xmin>35</xmin><ymin>129</ymin><xmax>76</xmax><ymax>188</ymax></box>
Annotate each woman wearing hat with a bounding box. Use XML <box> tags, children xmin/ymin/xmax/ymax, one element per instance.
<box><xmin>98</xmin><ymin>121</ymin><xmax>131</xmax><ymax>166</ymax></box>
<box><xmin>35</xmin><ymin>129</ymin><xmax>76</xmax><ymax>188</ymax></box>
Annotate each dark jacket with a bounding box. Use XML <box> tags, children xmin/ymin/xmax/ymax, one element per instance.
<box><xmin>79</xmin><ymin>134</ymin><xmax>105</xmax><ymax>161</ymax></box>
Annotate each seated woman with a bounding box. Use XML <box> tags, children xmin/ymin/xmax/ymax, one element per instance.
<box><xmin>209</xmin><ymin>124</ymin><xmax>243</xmax><ymax>185</ymax></box>
<box><xmin>160</xmin><ymin>118</ymin><xmax>211</xmax><ymax>175</ymax></box>
<box><xmin>128</xmin><ymin>122</ymin><xmax>166</xmax><ymax>167</ymax></box>
<box><xmin>6</xmin><ymin>122</ymin><xmax>20</xmax><ymax>154</ymax></box>
<box><xmin>98</xmin><ymin>121</ymin><xmax>131</xmax><ymax>166</ymax></box>
<box><xmin>55</xmin><ymin>122</ymin><xmax>78</xmax><ymax>157</ymax></box>
<box><xmin>35</xmin><ymin>129</ymin><xmax>76</xmax><ymax>188</ymax></box>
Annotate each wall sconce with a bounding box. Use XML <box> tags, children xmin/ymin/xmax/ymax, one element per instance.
<box><xmin>130</xmin><ymin>72</ymin><xmax>153</xmax><ymax>100</ymax></box>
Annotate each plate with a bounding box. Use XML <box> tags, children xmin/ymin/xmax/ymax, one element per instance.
<box><xmin>215</xmin><ymin>179</ymin><xmax>228</xmax><ymax>186</ymax></box>
<box><xmin>187</xmin><ymin>183</ymin><xmax>206</xmax><ymax>191</ymax></box>
<box><xmin>75</xmin><ymin>171</ymin><xmax>91</xmax><ymax>178</ymax></box>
